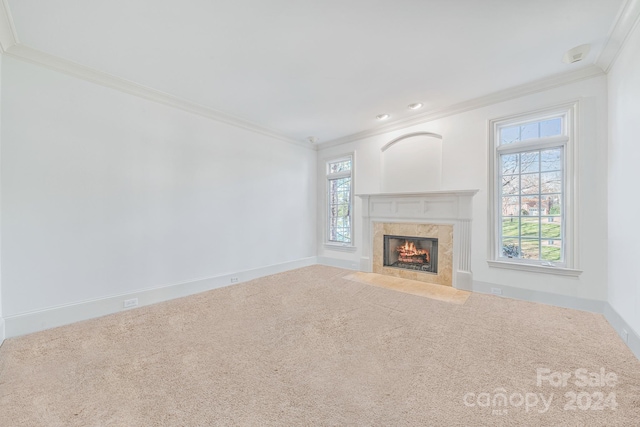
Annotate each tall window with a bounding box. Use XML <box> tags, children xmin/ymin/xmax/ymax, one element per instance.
<box><xmin>327</xmin><ymin>155</ymin><xmax>353</xmax><ymax>245</ymax></box>
<box><xmin>489</xmin><ymin>103</ymin><xmax>578</xmax><ymax>273</ymax></box>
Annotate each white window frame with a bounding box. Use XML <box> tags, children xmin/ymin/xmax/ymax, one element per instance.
<box><xmin>324</xmin><ymin>153</ymin><xmax>356</xmax><ymax>250</ymax></box>
<box><xmin>487</xmin><ymin>102</ymin><xmax>582</xmax><ymax>276</ymax></box>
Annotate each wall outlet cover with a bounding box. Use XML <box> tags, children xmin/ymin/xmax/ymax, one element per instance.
<box><xmin>123</xmin><ymin>298</ymin><xmax>138</xmax><ymax>308</ymax></box>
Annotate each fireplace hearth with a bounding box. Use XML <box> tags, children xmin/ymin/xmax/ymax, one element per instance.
<box><xmin>383</xmin><ymin>235</ymin><xmax>438</xmax><ymax>273</ymax></box>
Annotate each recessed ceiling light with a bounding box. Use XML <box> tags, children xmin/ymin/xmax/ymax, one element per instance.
<box><xmin>376</xmin><ymin>114</ymin><xmax>390</xmax><ymax>120</ymax></box>
<box><xmin>408</xmin><ymin>103</ymin><xmax>423</xmax><ymax>110</ymax></box>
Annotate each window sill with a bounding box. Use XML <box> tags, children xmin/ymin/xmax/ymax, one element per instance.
<box><xmin>324</xmin><ymin>243</ymin><xmax>357</xmax><ymax>252</ymax></box>
<box><xmin>487</xmin><ymin>260</ymin><xmax>583</xmax><ymax>277</ymax></box>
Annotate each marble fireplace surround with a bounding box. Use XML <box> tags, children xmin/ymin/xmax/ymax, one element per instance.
<box><xmin>357</xmin><ymin>190</ymin><xmax>478</xmax><ymax>288</ymax></box>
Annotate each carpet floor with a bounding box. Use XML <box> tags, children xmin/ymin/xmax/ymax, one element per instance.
<box><xmin>0</xmin><ymin>265</ymin><xmax>639</xmax><ymax>426</ymax></box>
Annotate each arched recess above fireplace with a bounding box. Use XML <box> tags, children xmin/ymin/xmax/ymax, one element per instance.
<box><xmin>380</xmin><ymin>131</ymin><xmax>443</xmax><ymax>152</ymax></box>
<box><xmin>380</xmin><ymin>132</ymin><xmax>443</xmax><ymax>193</ymax></box>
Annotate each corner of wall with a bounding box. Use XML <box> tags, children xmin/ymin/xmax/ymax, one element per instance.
<box><xmin>606</xmin><ymin>0</ymin><xmax>640</xmax><ymax>361</ymax></box>
<box><xmin>317</xmin><ymin>256</ymin><xmax>360</xmax><ymax>271</ymax></box>
<box><xmin>604</xmin><ymin>303</ymin><xmax>640</xmax><ymax>361</ymax></box>
<box><xmin>0</xmin><ymin>42</ymin><xmax>4</xmax><ymax>349</ymax></box>
<box><xmin>0</xmin><ymin>318</ymin><xmax>5</xmax><ymax>347</ymax></box>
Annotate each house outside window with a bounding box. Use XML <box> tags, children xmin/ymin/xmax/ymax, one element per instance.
<box><xmin>488</xmin><ymin>103</ymin><xmax>581</xmax><ymax>276</ymax></box>
<box><xmin>326</xmin><ymin>154</ymin><xmax>353</xmax><ymax>246</ymax></box>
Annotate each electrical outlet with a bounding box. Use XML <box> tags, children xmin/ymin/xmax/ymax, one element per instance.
<box><xmin>490</xmin><ymin>287</ymin><xmax>503</xmax><ymax>296</ymax></box>
<box><xmin>622</xmin><ymin>329</ymin><xmax>629</xmax><ymax>343</ymax></box>
<box><xmin>123</xmin><ymin>298</ymin><xmax>138</xmax><ymax>309</ymax></box>
<box><xmin>230</xmin><ymin>277</ymin><xmax>239</xmax><ymax>283</ymax></box>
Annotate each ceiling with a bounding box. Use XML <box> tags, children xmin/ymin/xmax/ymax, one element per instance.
<box><xmin>1</xmin><ymin>0</ymin><xmax>630</xmax><ymax>145</ymax></box>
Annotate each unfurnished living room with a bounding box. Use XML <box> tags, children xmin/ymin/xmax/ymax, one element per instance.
<box><xmin>1</xmin><ymin>0</ymin><xmax>640</xmax><ymax>426</ymax></box>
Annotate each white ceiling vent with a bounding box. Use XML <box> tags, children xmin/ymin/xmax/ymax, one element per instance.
<box><xmin>563</xmin><ymin>44</ymin><xmax>591</xmax><ymax>64</ymax></box>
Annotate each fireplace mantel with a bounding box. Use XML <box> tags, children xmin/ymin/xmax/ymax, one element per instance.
<box><xmin>356</xmin><ymin>190</ymin><xmax>478</xmax><ymax>220</ymax></box>
<box><xmin>357</xmin><ymin>190</ymin><xmax>478</xmax><ymax>288</ymax></box>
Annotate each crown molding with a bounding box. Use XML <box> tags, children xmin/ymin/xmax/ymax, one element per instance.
<box><xmin>0</xmin><ymin>0</ymin><xmax>308</xmax><ymax>148</ymax></box>
<box><xmin>316</xmin><ymin>65</ymin><xmax>605</xmax><ymax>150</ymax></box>
<box><xmin>0</xmin><ymin>0</ymin><xmax>18</xmax><ymax>52</ymax></box>
<box><xmin>0</xmin><ymin>0</ymin><xmax>623</xmax><ymax>152</ymax></box>
<box><xmin>3</xmin><ymin>43</ymin><xmax>312</xmax><ymax>149</ymax></box>
<box><xmin>596</xmin><ymin>0</ymin><xmax>640</xmax><ymax>73</ymax></box>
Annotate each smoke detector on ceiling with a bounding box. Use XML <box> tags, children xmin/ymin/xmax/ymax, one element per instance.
<box><xmin>307</xmin><ymin>136</ymin><xmax>318</xmax><ymax>144</ymax></box>
<box><xmin>562</xmin><ymin>44</ymin><xmax>591</xmax><ymax>64</ymax></box>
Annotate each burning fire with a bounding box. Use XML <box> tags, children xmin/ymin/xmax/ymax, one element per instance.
<box><xmin>396</xmin><ymin>240</ymin><xmax>430</xmax><ymax>264</ymax></box>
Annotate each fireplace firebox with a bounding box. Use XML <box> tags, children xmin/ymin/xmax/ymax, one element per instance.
<box><xmin>383</xmin><ymin>235</ymin><xmax>438</xmax><ymax>273</ymax></box>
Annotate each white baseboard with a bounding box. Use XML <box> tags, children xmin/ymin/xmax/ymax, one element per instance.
<box><xmin>317</xmin><ymin>256</ymin><xmax>360</xmax><ymax>270</ymax></box>
<box><xmin>464</xmin><ymin>280</ymin><xmax>606</xmax><ymax>313</ymax></box>
<box><xmin>467</xmin><ymin>280</ymin><xmax>639</xmax><ymax>361</ymax></box>
<box><xmin>3</xmin><ymin>256</ymin><xmax>318</xmax><ymax>339</ymax></box>
<box><xmin>0</xmin><ymin>318</ymin><xmax>5</xmax><ymax>347</ymax></box>
<box><xmin>603</xmin><ymin>303</ymin><xmax>640</xmax><ymax>361</ymax></box>
<box><xmin>5</xmin><ymin>260</ymin><xmax>639</xmax><ymax>363</ymax></box>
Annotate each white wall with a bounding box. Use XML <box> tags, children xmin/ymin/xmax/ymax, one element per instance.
<box><xmin>380</xmin><ymin>134</ymin><xmax>442</xmax><ymax>193</ymax></box>
<box><xmin>0</xmin><ymin>52</ymin><xmax>4</xmax><ymax>344</ymax></box>
<box><xmin>1</xmin><ymin>56</ymin><xmax>316</xmax><ymax>319</ymax></box>
<box><xmin>608</xmin><ymin>20</ymin><xmax>640</xmax><ymax>337</ymax></box>
<box><xmin>318</xmin><ymin>76</ymin><xmax>609</xmax><ymax>302</ymax></box>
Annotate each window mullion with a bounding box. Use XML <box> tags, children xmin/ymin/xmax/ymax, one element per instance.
<box><xmin>328</xmin><ymin>171</ymin><xmax>351</xmax><ymax>179</ymax></box>
<box><xmin>519</xmin><ymin>166</ymin><xmax>522</xmax><ymax>258</ymax></box>
<box><xmin>538</xmin><ymin>153</ymin><xmax>542</xmax><ymax>261</ymax></box>
<box><xmin>497</xmin><ymin>136</ymin><xmax>568</xmax><ymax>154</ymax></box>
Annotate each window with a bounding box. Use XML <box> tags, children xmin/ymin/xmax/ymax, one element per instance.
<box><xmin>488</xmin><ymin>103</ymin><xmax>581</xmax><ymax>275</ymax></box>
<box><xmin>326</xmin><ymin>155</ymin><xmax>353</xmax><ymax>246</ymax></box>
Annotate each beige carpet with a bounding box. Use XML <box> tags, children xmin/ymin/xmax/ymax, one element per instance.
<box><xmin>1</xmin><ymin>265</ymin><xmax>639</xmax><ymax>426</ymax></box>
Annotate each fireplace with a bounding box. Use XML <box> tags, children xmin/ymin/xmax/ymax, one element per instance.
<box><xmin>383</xmin><ymin>235</ymin><xmax>438</xmax><ymax>273</ymax></box>
<box><xmin>357</xmin><ymin>191</ymin><xmax>478</xmax><ymax>287</ymax></box>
